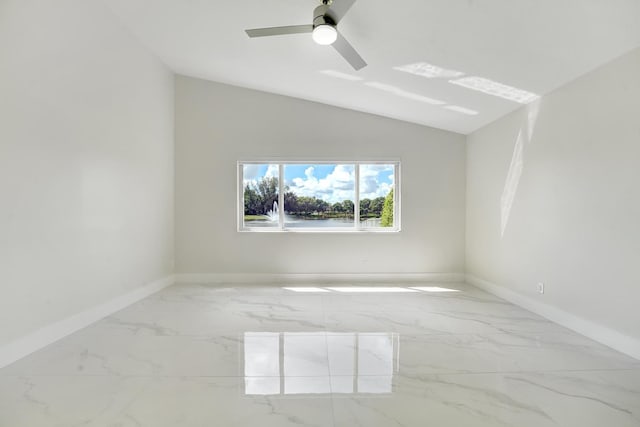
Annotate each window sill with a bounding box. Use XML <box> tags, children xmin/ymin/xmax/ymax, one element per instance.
<box><xmin>238</xmin><ymin>228</ymin><xmax>401</xmax><ymax>233</ymax></box>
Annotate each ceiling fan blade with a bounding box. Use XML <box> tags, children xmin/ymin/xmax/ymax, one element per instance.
<box><xmin>332</xmin><ymin>32</ymin><xmax>366</xmax><ymax>70</ymax></box>
<box><xmin>326</xmin><ymin>0</ymin><xmax>356</xmax><ymax>24</ymax></box>
<box><xmin>245</xmin><ymin>25</ymin><xmax>313</xmax><ymax>38</ymax></box>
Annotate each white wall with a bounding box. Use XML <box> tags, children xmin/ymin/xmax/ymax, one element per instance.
<box><xmin>466</xmin><ymin>48</ymin><xmax>640</xmax><ymax>351</ymax></box>
<box><xmin>0</xmin><ymin>0</ymin><xmax>174</xmax><ymax>348</ymax></box>
<box><xmin>175</xmin><ymin>76</ymin><xmax>466</xmax><ymax>277</ymax></box>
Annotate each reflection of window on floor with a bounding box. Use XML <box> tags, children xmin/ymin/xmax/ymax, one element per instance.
<box><xmin>243</xmin><ymin>332</ymin><xmax>399</xmax><ymax>395</ymax></box>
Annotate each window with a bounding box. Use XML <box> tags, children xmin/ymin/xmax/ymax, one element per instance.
<box><xmin>238</xmin><ymin>161</ymin><xmax>400</xmax><ymax>232</ymax></box>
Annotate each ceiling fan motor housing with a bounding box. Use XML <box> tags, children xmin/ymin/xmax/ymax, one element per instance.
<box><xmin>313</xmin><ymin>5</ymin><xmax>336</xmax><ymax>29</ymax></box>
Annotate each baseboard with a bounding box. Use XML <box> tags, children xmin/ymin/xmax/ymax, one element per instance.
<box><xmin>0</xmin><ymin>275</ymin><xmax>175</xmax><ymax>369</ymax></box>
<box><xmin>175</xmin><ymin>272</ymin><xmax>466</xmax><ymax>285</ymax></box>
<box><xmin>466</xmin><ymin>274</ymin><xmax>640</xmax><ymax>361</ymax></box>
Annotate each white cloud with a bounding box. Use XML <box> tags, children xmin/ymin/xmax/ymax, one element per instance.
<box><xmin>289</xmin><ymin>165</ymin><xmax>355</xmax><ymax>203</ymax></box>
<box><xmin>360</xmin><ymin>182</ymin><xmax>391</xmax><ymax>200</ymax></box>
<box><xmin>244</xmin><ymin>164</ymin><xmax>394</xmax><ymax>203</ymax></box>
<box><xmin>359</xmin><ymin>165</ymin><xmax>394</xmax><ymax>200</ymax></box>
<box><xmin>265</xmin><ymin>164</ymin><xmax>278</xmax><ymax>178</ymax></box>
<box><xmin>243</xmin><ymin>165</ymin><xmax>261</xmax><ymax>181</ymax></box>
<box><xmin>243</xmin><ymin>164</ymin><xmax>278</xmax><ymax>186</ymax></box>
<box><xmin>360</xmin><ymin>164</ymin><xmax>393</xmax><ymax>175</ymax></box>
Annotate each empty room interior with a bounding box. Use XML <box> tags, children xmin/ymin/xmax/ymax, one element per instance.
<box><xmin>2</xmin><ymin>0</ymin><xmax>640</xmax><ymax>425</ymax></box>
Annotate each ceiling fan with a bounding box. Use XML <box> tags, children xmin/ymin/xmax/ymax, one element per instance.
<box><xmin>245</xmin><ymin>0</ymin><xmax>366</xmax><ymax>70</ymax></box>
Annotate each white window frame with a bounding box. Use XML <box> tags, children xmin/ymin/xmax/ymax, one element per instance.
<box><xmin>237</xmin><ymin>160</ymin><xmax>401</xmax><ymax>233</ymax></box>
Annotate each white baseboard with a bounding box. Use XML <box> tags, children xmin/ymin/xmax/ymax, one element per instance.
<box><xmin>0</xmin><ymin>275</ymin><xmax>175</xmax><ymax>369</ymax></box>
<box><xmin>175</xmin><ymin>272</ymin><xmax>466</xmax><ymax>285</ymax></box>
<box><xmin>466</xmin><ymin>274</ymin><xmax>640</xmax><ymax>361</ymax></box>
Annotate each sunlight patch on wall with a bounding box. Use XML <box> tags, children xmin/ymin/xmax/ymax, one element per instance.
<box><xmin>526</xmin><ymin>99</ymin><xmax>542</xmax><ymax>140</ymax></box>
<box><xmin>500</xmin><ymin>129</ymin><xmax>525</xmax><ymax>237</ymax></box>
<box><xmin>500</xmin><ymin>99</ymin><xmax>542</xmax><ymax>237</ymax></box>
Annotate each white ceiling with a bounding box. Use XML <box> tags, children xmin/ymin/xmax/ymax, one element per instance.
<box><xmin>103</xmin><ymin>0</ymin><xmax>640</xmax><ymax>134</ymax></box>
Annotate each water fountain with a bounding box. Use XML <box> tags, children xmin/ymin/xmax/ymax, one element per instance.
<box><xmin>266</xmin><ymin>201</ymin><xmax>279</xmax><ymax>222</ymax></box>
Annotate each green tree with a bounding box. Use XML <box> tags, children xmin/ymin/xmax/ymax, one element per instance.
<box><xmin>298</xmin><ymin>196</ymin><xmax>315</xmax><ymax>214</ymax></box>
<box><xmin>342</xmin><ymin>199</ymin><xmax>354</xmax><ymax>216</ymax></box>
<box><xmin>360</xmin><ymin>199</ymin><xmax>371</xmax><ymax>217</ymax></box>
<box><xmin>256</xmin><ymin>177</ymin><xmax>278</xmax><ymax>214</ymax></box>
<box><xmin>315</xmin><ymin>199</ymin><xmax>329</xmax><ymax>214</ymax></box>
<box><xmin>284</xmin><ymin>190</ymin><xmax>298</xmax><ymax>213</ymax></box>
<box><xmin>370</xmin><ymin>197</ymin><xmax>384</xmax><ymax>217</ymax></box>
<box><xmin>244</xmin><ymin>185</ymin><xmax>261</xmax><ymax>215</ymax></box>
<box><xmin>243</xmin><ymin>177</ymin><xmax>279</xmax><ymax>215</ymax></box>
<box><xmin>380</xmin><ymin>189</ymin><xmax>394</xmax><ymax>227</ymax></box>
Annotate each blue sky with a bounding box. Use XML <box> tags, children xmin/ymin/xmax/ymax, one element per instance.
<box><xmin>244</xmin><ymin>164</ymin><xmax>394</xmax><ymax>203</ymax></box>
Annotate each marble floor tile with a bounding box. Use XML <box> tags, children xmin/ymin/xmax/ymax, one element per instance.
<box><xmin>1</xmin><ymin>282</ymin><xmax>638</xmax><ymax>427</ymax></box>
<box><xmin>0</xmin><ymin>375</ymin><xmax>150</xmax><ymax>427</ymax></box>
<box><xmin>88</xmin><ymin>307</ymin><xmax>327</xmax><ymax>336</ymax></box>
<box><xmin>116</xmin><ymin>376</ymin><xmax>336</xmax><ymax>427</ymax></box>
<box><xmin>320</xmin><ymin>286</ymin><xmax>506</xmax><ymax>313</ymax></box>
<box><xmin>323</xmin><ymin>309</ymin><xmax>565</xmax><ymax>335</ymax></box>
<box><xmin>1</xmin><ymin>333</ymin><xmax>245</xmax><ymax>377</ymax></box>
<box><xmin>325</xmin><ymin>332</ymin><xmax>639</xmax><ymax>377</ymax></box>
<box><xmin>331</xmin><ymin>370</ymin><xmax>640</xmax><ymax>427</ymax></box>
<box><xmin>129</xmin><ymin>292</ymin><xmax>325</xmax><ymax>313</ymax></box>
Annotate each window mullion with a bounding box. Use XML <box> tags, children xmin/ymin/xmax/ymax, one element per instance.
<box><xmin>278</xmin><ymin>164</ymin><xmax>285</xmax><ymax>230</ymax></box>
<box><xmin>354</xmin><ymin>163</ymin><xmax>360</xmax><ymax>230</ymax></box>
<box><xmin>394</xmin><ymin>162</ymin><xmax>399</xmax><ymax>231</ymax></box>
<box><xmin>239</xmin><ymin>163</ymin><xmax>244</xmax><ymax>230</ymax></box>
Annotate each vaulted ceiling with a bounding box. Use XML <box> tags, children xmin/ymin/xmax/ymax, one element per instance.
<box><xmin>103</xmin><ymin>0</ymin><xmax>640</xmax><ymax>134</ymax></box>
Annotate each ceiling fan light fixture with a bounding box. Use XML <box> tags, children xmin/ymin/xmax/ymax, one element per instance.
<box><xmin>245</xmin><ymin>0</ymin><xmax>366</xmax><ymax>69</ymax></box>
<box><xmin>312</xmin><ymin>24</ymin><xmax>337</xmax><ymax>45</ymax></box>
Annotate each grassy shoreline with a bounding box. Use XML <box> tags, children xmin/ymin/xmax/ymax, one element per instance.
<box><xmin>244</xmin><ymin>213</ymin><xmax>381</xmax><ymax>221</ymax></box>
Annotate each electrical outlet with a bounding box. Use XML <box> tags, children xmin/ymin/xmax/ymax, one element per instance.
<box><xmin>537</xmin><ymin>282</ymin><xmax>545</xmax><ymax>294</ymax></box>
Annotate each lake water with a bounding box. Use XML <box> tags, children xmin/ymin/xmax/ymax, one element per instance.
<box><xmin>245</xmin><ymin>215</ymin><xmax>381</xmax><ymax>228</ymax></box>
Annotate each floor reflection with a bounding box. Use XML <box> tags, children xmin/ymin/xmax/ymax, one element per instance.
<box><xmin>244</xmin><ymin>332</ymin><xmax>399</xmax><ymax>395</ymax></box>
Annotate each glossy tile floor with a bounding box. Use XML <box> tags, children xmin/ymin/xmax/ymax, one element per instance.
<box><xmin>1</xmin><ymin>283</ymin><xmax>639</xmax><ymax>427</ymax></box>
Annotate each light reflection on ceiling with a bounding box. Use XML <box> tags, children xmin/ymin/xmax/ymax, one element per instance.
<box><xmin>450</xmin><ymin>76</ymin><xmax>539</xmax><ymax>104</ymax></box>
<box><xmin>444</xmin><ymin>105</ymin><xmax>479</xmax><ymax>116</ymax></box>
<box><xmin>319</xmin><ymin>69</ymin><xmax>363</xmax><ymax>81</ymax></box>
<box><xmin>393</xmin><ymin>62</ymin><xmax>465</xmax><ymax>79</ymax></box>
<box><xmin>364</xmin><ymin>82</ymin><xmax>446</xmax><ymax>105</ymax></box>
